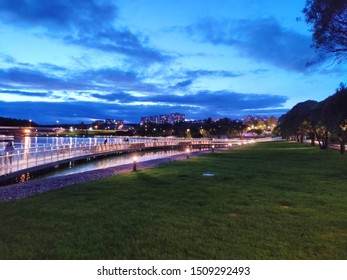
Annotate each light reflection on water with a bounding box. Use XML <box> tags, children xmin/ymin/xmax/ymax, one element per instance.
<box><xmin>39</xmin><ymin>148</ymin><xmax>195</xmax><ymax>179</ymax></box>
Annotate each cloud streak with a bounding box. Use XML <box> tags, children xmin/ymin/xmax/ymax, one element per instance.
<box><xmin>0</xmin><ymin>0</ymin><xmax>169</xmax><ymax>64</ymax></box>
<box><xmin>2</xmin><ymin>88</ymin><xmax>287</xmax><ymax>122</ymax></box>
<box><xmin>187</xmin><ymin>17</ymin><xmax>317</xmax><ymax>72</ymax></box>
<box><xmin>0</xmin><ymin>66</ymin><xmax>159</xmax><ymax>93</ymax></box>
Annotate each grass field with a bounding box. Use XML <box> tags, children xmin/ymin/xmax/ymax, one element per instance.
<box><xmin>0</xmin><ymin>141</ymin><xmax>346</xmax><ymax>259</ymax></box>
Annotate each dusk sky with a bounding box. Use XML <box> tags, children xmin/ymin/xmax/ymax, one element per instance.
<box><xmin>0</xmin><ymin>0</ymin><xmax>346</xmax><ymax>125</ymax></box>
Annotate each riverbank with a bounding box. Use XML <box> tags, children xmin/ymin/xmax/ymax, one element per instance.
<box><xmin>0</xmin><ymin>150</ymin><xmax>211</xmax><ymax>202</ymax></box>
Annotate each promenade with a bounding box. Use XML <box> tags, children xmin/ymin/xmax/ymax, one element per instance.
<box><xmin>0</xmin><ymin>137</ymin><xmax>268</xmax><ymax>183</ymax></box>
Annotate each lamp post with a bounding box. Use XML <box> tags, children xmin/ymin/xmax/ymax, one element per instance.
<box><xmin>133</xmin><ymin>156</ymin><xmax>138</xmax><ymax>172</ymax></box>
<box><xmin>186</xmin><ymin>147</ymin><xmax>190</xmax><ymax>159</ymax></box>
<box><xmin>212</xmin><ymin>145</ymin><xmax>215</xmax><ymax>152</ymax></box>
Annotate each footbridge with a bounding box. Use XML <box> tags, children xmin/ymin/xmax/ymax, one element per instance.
<box><xmin>0</xmin><ymin>137</ymin><xmax>271</xmax><ymax>185</ymax></box>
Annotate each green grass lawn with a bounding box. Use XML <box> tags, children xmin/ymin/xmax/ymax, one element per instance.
<box><xmin>0</xmin><ymin>141</ymin><xmax>346</xmax><ymax>259</ymax></box>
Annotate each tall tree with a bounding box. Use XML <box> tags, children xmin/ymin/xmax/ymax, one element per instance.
<box><xmin>303</xmin><ymin>0</ymin><xmax>347</xmax><ymax>62</ymax></box>
<box><xmin>278</xmin><ymin>100</ymin><xmax>318</xmax><ymax>141</ymax></box>
<box><xmin>312</xmin><ymin>83</ymin><xmax>347</xmax><ymax>151</ymax></box>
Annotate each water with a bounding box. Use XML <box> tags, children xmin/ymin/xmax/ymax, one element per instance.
<box><xmin>36</xmin><ymin>148</ymin><xmax>198</xmax><ymax>180</ymax></box>
<box><xmin>2</xmin><ymin>135</ymin><xmax>209</xmax><ymax>183</ymax></box>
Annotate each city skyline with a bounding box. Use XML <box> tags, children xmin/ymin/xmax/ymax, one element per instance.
<box><xmin>0</xmin><ymin>0</ymin><xmax>346</xmax><ymax>124</ymax></box>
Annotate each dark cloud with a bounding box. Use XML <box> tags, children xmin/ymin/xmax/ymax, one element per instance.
<box><xmin>0</xmin><ymin>68</ymin><xmax>66</xmax><ymax>90</ymax></box>
<box><xmin>0</xmin><ymin>0</ymin><xmax>169</xmax><ymax>64</ymax></box>
<box><xmin>90</xmin><ymin>92</ymin><xmax>139</xmax><ymax>103</ymax></box>
<box><xmin>188</xmin><ymin>18</ymin><xmax>318</xmax><ymax>72</ymax></box>
<box><xmin>0</xmin><ymin>100</ymin><xmax>186</xmax><ymax>124</ymax></box>
<box><xmin>0</xmin><ymin>89</ymin><xmax>288</xmax><ymax>124</ymax></box>
<box><xmin>0</xmin><ymin>89</ymin><xmax>50</xmax><ymax>97</ymax></box>
<box><xmin>0</xmin><ymin>0</ymin><xmax>117</xmax><ymax>30</ymax></box>
<box><xmin>0</xmin><ymin>66</ymin><xmax>158</xmax><ymax>93</ymax></box>
<box><xmin>0</xmin><ymin>53</ymin><xmax>16</xmax><ymax>64</ymax></box>
<box><xmin>64</xmin><ymin>29</ymin><xmax>170</xmax><ymax>64</ymax></box>
<box><xmin>173</xmin><ymin>79</ymin><xmax>193</xmax><ymax>88</ymax></box>
<box><xmin>38</xmin><ymin>63</ymin><xmax>67</xmax><ymax>72</ymax></box>
<box><xmin>168</xmin><ymin>69</ymin><xmax>243</xmax><ymax>90</ymax></box>
<box><xmin>148</xmin><ymin>90</ymin><xmax>287</xmax><ymax>110</ymax></box>
<box><xmin>185</xmin><ymin>69</ymin><xmax>242</xmax><ymax>78</ymax></box>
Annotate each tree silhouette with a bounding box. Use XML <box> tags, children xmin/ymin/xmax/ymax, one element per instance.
<box><xmin>303</xmin><ymin>0</ymin><xmax>347</xmax><ymax>63</ymax></box>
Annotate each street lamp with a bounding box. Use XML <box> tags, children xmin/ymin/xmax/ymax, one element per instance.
<box><xmin>186</xmin><ymin>147</ymin><xmax>190</xmax><ymax>159</ymax></box>
<box><xmin>133</xmin><ymin>156</ymin><xmax>138</xmax><ymax>172</ymax></box>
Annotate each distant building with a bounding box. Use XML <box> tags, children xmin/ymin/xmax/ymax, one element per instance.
<box><xmin>140</xmin><ymin>113</ymin><xmax>185</xmax><ymax>124</ymax></box>
<box><xmin>170</xmin><ymin>113</ymin><xmax>185</xmax><ymax>124</ymax></box>
<box><xmin>140</xmin><ymin>117</ymin><xmax>149</xmax><ymax>125</ymax></box>
<box><xmin>159</xmin><ymin>114</ymin><xmax>169</xmax><ymax>124</ymax></box>
<box><xmin>149</xmin><ymin>115</ymin><xmax>159</xmax><ymax>124</ymax></box>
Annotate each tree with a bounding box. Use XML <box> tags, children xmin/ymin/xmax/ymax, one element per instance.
<box><xmin>279</xmin><ymin>84</ymin><xmax>347</xmax><ymax>152</ymax></box>
<box><xmin>303</xmin><ymin>0</ymin><xmax>347</xmax><ymax>63</ymax></box>
<box><xmin>278</xmin><ymin>100</ymin><xmax>318</xmax><ymax>141</ymax></box>
<box><xmin>311</xmin><ymin>83</ymin><xmax>347</xmax><ymax>151</ymax></box>
<box><xmin>0</xmin><ymin>117</ymin><xmax>38</xmax><ymax>127</ymax></box>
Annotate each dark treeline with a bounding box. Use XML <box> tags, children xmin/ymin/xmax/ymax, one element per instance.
<box><xmin>136</xmin><ymin>118</ymin><xmax>249</xmax><ymax>138</ymax></box>
<box><xmin>278</xmin><ymin>83</ymin><xmax>347</xmax><ymax>153</ymax></box>
<box><xmin>0</xmin><ymin>117</ymin><xmax>38</xmax><ymax>127</ymax></box>
<box><xmin>140</xmin><ymin>116</ymin><xmax>278</xmax><ymax>138</ymax></box>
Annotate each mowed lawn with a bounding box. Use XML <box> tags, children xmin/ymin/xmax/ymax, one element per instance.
<box><xmin>0</xmin><ymin>141</ymin><xmax>346</xmax><ymax>259</ymax></box>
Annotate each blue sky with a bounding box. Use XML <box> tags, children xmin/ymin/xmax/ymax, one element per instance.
<box><xmin>0</xmin><ymin>0</ymin><xmax>345</xmax><ymax>124</ymax></box>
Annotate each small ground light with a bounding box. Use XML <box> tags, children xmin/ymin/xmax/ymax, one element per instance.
<box><xmin>228</xmin><ymin>143</ymin><xmax>232</xmax><ymax>149</ymax></box>
<box><xmin>186</xmin><ymin>148</ymin><xmax>190</xmax><ymax>159</ymax></box>
<box><xmin>212</xmin><ymin>145</ymin><xmax>215</xmax><ymax>152</ymax></box>
<box><xmin>133</xmin><ymin>156</ymin><xmax>138</xmax><ymax>171</ymax></box>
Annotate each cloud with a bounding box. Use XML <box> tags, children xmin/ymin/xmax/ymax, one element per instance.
<box><xmin>185</xmin><ymin>69</ymin><xmax>242</xmax><ymax>78</ymax></box>
<box><xmin>148</xmin><ymin>90</ymin><xmax>287</xmax><ymax>110</ymax></box>
<box><xmin>0</xmin><ymin>53</ymin><xmax>16</xmax><ymax>64</ymax></box>
<box><xmin>0</xmin><ymin>89</ymin><xmax>50</xmax><ymax>97</ymax></box>
<box><xmin>187</xmin><ymin>18</ymin><xmax>318</xmax><ymax>72</ymax></box>
<box><xmin>0</xmin><ymin>0</ymin><xmax>169</xmax><ymax>64</ymax></box>
<box><xmin>0</xmin><ymin>89</ymin><xmax>288</xmax><ymax>124</ymax></box>
<box><xmin>0</xmin><ymin>68</ymin><xmax>66</xmax><ymax>90</ymax></box>
<box><xmin>0</xmin><ymin>66</ymin><xmax>158</xmax><ymax>93</ymax></box>
<box><xmin>173</xmin><ymin>79</ymin><xmax>194</xmax><ymax>89</ymax></box>
<box><xmin>90</xmin><ymin>92</ymin><xmax>139</xmax><ymax>103</ymax></box>
<box><xmin>167</xmin><ymin>69</ymin><xmax>243</xmax><ymax>90</ymax></box>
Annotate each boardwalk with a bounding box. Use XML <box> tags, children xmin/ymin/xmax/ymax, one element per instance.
<box><xmin>0</xmin><ymin>136</ymin><xmax>273</xmax><ymax>183</ymax></box>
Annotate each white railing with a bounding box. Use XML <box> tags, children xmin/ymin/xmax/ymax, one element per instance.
<box><xmin>0</xmin><ymin>138</ymin><xmax>210</xmax><ymax>176</ymax></box>
<box><xmin>0</xmin><ymin>137</ymin><xmax>271</xmax><ymax>176</ymax></box>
